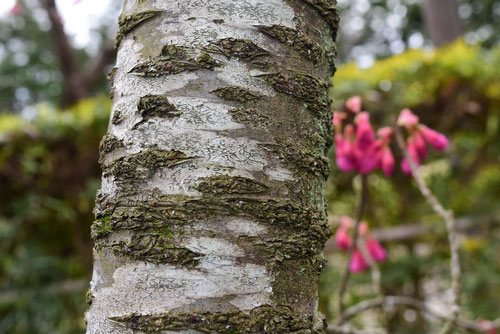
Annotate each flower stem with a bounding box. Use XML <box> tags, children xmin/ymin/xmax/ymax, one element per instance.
<box><xmin>394</xmin><ymin>127</ymin><xmax>460</xmax><ymax>334</ymax></box>
<box><xmin>336</xmin><ymin>174</ymin><xmax>369</xmax><ymax>324</ymax></box>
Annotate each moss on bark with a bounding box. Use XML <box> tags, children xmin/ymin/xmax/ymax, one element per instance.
<box><xmin>116</xmin><ymin>10</ymin><xmax>162</xmax><ymax>48</ymax></box>
<box><xmin>111</xmin><ymin>305</ymin><xmax>325</xmax><ymax>333</ymax></box>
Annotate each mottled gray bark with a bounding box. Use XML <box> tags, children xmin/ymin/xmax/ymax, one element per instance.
<box><xmin>86</xmin><ymin>0</ymin><xmax>337</xmax><ymax>333</ymax></box>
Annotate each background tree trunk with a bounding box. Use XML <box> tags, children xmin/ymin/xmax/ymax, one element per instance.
<box><xmin>423</xmin><ymin>0</ymin><xmax>462</xmax><ymax>47</ymax></box>
<box><xmin>86</xmin><ymin>0</ymin><xmax>337</xmax><ymax>332</ymax></box>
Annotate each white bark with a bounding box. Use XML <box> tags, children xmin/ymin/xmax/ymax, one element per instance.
<box><xmin>86</xmin><ymin>0</ymin><xmax>337</xmax><ymax>333</ymax></box>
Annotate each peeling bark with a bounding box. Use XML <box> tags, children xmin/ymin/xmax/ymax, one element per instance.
<box><xmin>86</xmin><ymin>0</ymin><xmax>337</xmax><ymax>333</ymax></box>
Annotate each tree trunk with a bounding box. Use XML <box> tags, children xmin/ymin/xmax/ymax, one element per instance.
<box><xmin>423</xmin><ymin>0</ymin><xmax>462</xmax><ymax>47</ymax></box>
<box><xmin>86</xmin><ymin>0</ymin><xmax>337</xmax><ymax>333</ymax></box>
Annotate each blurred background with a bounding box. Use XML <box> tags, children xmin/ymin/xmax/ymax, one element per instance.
<box><xmin>0</xmin><ymin>0</ymin><xmax>498</xmax><ymax>333</ymax></box>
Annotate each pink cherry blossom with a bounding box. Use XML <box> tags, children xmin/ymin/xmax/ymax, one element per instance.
<box><xmin>345</xmin><ymin>96</ymin><xmax>362</xmax><ymax>113</ymax></box>
<box><xmin>419</xmin><ymin>125</ymin><xmax>449</xmax><ymax>151</ymax></box>
<box><xmin>478</xmin><ymin>320</ymin><xmax>497</xmax><ymax>334</ymax></box>
<box><xmin>401</xmin><ymin>138</ymin><xmax>421</xmax><ymax>174</ymax></box>
<box><xmin>335</xmin><ymin>216</ymin><xmax>353</xmax><ymax>250</ymax></box>
<box><xmin>366</xmin><ymin>238</ymin><xmax>387</xmax><ymax>262</ymax></box>
<box><xmin>349</xmin><ymin>250</ymin><xmax>368</xmax><ymax>273</ymax></box>
<box><xmin>335</xmin><ymin>133</ymin><xmax>357</xmax><ymax>172</ymax></box>
<box><xmin>411</xmin><ymin>131</ymin><xmax>428</xmax><ymax>160</ymax></box>
<box><xmin>380</xmin><ymin>146</ymin><xmax>395</xmax><ymax>176</ymax></box>
<box><xmin>355</xmin><ymin>112</ymin><xmax>376</xmax><ymax>151</ymax></box>
<box><xmin>356</xmin><ymin>144</ymin><xmax>381</xmax><ymax>174</ymax></box>
<box><xmin>377</xmin><ymin>127</ymin><xmax>393</xmax><ymax>143</ymax></box>
<box><xmin>397</xmin><ymin>108</ymin><xmax>420</xmax><ymax>128</ymax></box>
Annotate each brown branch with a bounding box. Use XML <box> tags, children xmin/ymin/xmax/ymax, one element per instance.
<box><xmin>394</xmin><ymin>127</ymin><xmax>461</xmax><ymax>334</ymax></box>
<box><xmin>336</xmin><ymin>174</ymin><xmax>368</xmax><ymax>324</ymax></box>
<box><xmin>328</xmin><ymin>296</ymin><xmax>500</xmax><ymax>333</ymax></box>
<box><xmin>324</xmin><ymin>215</ymin><xmax>496</xmax><ymax>252</ymax></box>
<box><xmin>357</xmin><ymin>238</ymin><xmax>382</xmax><ymax>297</ymax></box>
<box><xmin>82</xmin><ymin>43</ymin><xmax>117</xmax><ymax>90</ymax></box>
<box><xmin>39</xmin><ymin>0</ymin><xmax>87</xmax><ymax>107</ymax></box>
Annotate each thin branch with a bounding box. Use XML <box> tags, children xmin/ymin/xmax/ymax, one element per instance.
<box><xmin>394</xmin><ymin>127</ymin><xmax>461</xmax><ymax>334</ymax></box>
<box><xmin>324</xmin><ymin>214</ymin><xmax>497</xmax><ymax>252</ymax></box>
<box><xmin>357</xmin><ymin>238</ymin><xmax>382</xmax><ymax>297</ymax></box>
<box><xmin>336</xmin><ymin>174</ymin><xmax>369</xmax><ymax>323</ymax></box>
<box><xmin>82</xmin><ymin>43</ymin><xmax>117</xmax><ymax>90</ymax></box>
<box><xmin>328</xmin><ymin>296</ymin><xmax>500</xmax><ymax>333</ymax></box>
<box><xmin>39</xmin><ymin>0</ymin><xmax>87</xmax><ymax>106</ymax></box>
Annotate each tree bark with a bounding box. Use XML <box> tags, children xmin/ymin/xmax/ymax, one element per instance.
<box><xmin>86</xmin><ymin>0</ymin><xmax>337</xmax><ymax>333</ymax></box>
<box><xmin>423</xmin><ymin>0</ymin><xmax>462</xmax><ymax>47</ymax></box>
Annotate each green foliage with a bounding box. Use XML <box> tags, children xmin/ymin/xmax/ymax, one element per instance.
<box><xmin>0</xmin><ymin>97</ymin><xmax>110</xmax><ymax>334</ymax></box>
<box><xmin>333</xmin><ymin>41</ymin><xmax>500</xmax><ymax>109</ymax></box>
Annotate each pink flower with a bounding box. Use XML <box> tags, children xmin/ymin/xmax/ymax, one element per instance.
<box><xmin>419</xmin><ymin>125</ymin><xmax>449</xmax><ymax>151</ymax></box>
<box><xmin>335</xmin><ymin>133</ymin><xmax>357</xmax><ymax>172</ymax></box>
<box><xmin>478</xmin><ymin>320</ymin><xmax>497</xmax><ymax>334</ymax></box>
<box><xmin>354</xmin><ymin>112</ymin><xmax>376</xmax><ymax>151</ymax></box>
<box><xmin>366</xmin><ymin>238</ymin><xmax>387</xmax><ymax>262</ymax></box>
<box><xmin>349</xmin><ymin>250</ymin><xmax>368</xmax><ymax>273</ymax></box>
<box><xmin>377</xmin><ymin>127</ymin><xmax>393</xmax><ymax>143</ymax></box>
<box><xmin>401</xmin><ymin>138</ymin><xmax>421</xmax><ymax>174</ymax></box>
<box><xmin>411</xmin><ymin>131</ymin><xmax>428</xmax><ymax>160</ymax></box>
<box><xmin>356</xmin><ymin>142</ymin><xmax>381</xmax><ymax>174</ymax></box>
<box><xmin>335</xmin><ymin>216</ymin><xmax>353</xmax><ymax>250</ymax></box>
<box><xmin>380</xmin><ymin>146</ymin><xmax>395</xmax><ymax>176</ymax></box>
<box><xmin>397</xmin><ymin>108</ymin><xmax>419</xmax><ymax>128</ymax></box>
<box><xmin>345</xmin><ymin>96</ymin><xmax>362</xmax><ymax>113</ymax></box>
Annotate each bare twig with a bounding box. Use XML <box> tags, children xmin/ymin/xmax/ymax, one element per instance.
<box><xmin>356</xmin><ymin>238</ymin><xmax>382</xmax><ymax>297</ymax></box>
<box><xmin>336</xmin><ymin>174</ymin><xmax>369</xmax><ymax>323</ymax></box>
<box><xmin>324</xmin><ymin>214</ymin><xmax>497</xmax><ymax>252</ymax></box>
<box><xmin>394</xmin><ymin>127</ymin><xmax>461</xmax><ymax>334</ymax></box>
<box><xmin>82</xmin><ymin>43</ymin><xmax>117</xmax><ymax>89</ymax></box>
<box><xmin>328</xmin><ymin>296</ymin><xmax>500</xmax><ymax>333</ymax></box>
<box><xmin>39</xmin><ymin>0</ymin><xmax>87</xmax><ymax>107</ymax></box>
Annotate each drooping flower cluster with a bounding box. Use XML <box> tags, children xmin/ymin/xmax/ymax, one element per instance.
<box><xmin>333</xmin><ymin>96</ymin><xmax>450</xmax><ymax>176</ymax></box>
<box><xmin>397</xmin><ymin>108</ymin><xmax>449</xmax><ymax>174</ymax></box>
<box><xmin>334</xmin><ymin>96</ymin><xmax>395</xmax><ymax>176</ymax></box>
<box><xmin>335</xmin><ymin>216</ymin><xmax>387</xmax><ymax>273</ymax></box>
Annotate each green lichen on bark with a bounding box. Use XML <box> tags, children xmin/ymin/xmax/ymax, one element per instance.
<box><xmin>228</xmin><ymin>107</ymin><xmax>270</xmax><ymax>128</ymax></box>
<box><xmin>301</xmin><ymin>0</ymin><xmax>339</xmax><ymax>38</ymax></box>
<box><xmin>271</xmin><ymin>257</ymin><xmax>326</xmax><ymax>320</ymax></box>
<box><xmin>212</xmin><ymin>86</ymin><xmax>261</xmax><ymax>102</ymax></box>
<box><xmin>92</xmin><ymin>215</ymin><xmax>112</xmax><ymax>239</ymax></box>
<box><xmin>99</xmin><ymin>134</ymin><xmax>125</xmax><ymax>164</ymax></box>
<box><xmin>103</xmin><ymin>148</ymin><xmax>194</xmax><ymax>180</ymax></box>
<box><xmin>96</xmin><ymin>195</ymin><xmax>329</xmax><ymax>242</ymax></box>
<box><xmin>129</xmin><ymin>45</ymin><xmax>220</xmax><ymax>77</ymax></box>
<box><xmin>99</xmin><ymin>233</ymin><xmax>202</xmax><ymax>267</ymax></box>
<box><xmin>258</xmin><ymin>25</ymin><xmax>322</xmax><ymax>63</ymax></box>
<box><xmin>116</xmin><ymin>10</ymin><xmax>162</xmax><ymax>48</ymax></box>
<box><xmin>257</xmin><ymin>71</ymin><xmax>328</xmax><ymax>105</ymax></box>
<box><xmin>274</xmin><ymin>140</ymin><xmax>329</xmax><ymax>177</ymax></box>
<box><xmin>110</xmin><ymin>305</ymin><xmax>323</xmax><ymax>333</ymax></box>
<box><xmin>212</xmin><ymin>38</ymin><xmax>269</xmax><ymax>60</ymax></box>
<box><xmin>138</xmin><ymin>95</ymin><xmax>181</xmax><ymax>119</ymax></box>
<box><xmin>85</xmin><ymin>288</ymin><xmax>94</xmax><ymax>306</ymax></box>
<box><xmin>196</xmin><ymin>175</ymin><xmax>269</xmax><ymax>195</ymax></box>
<box><xmin>111</xmin><ymin>109</ymin><xmax>124</xmax><ymax>125</ymax></box>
